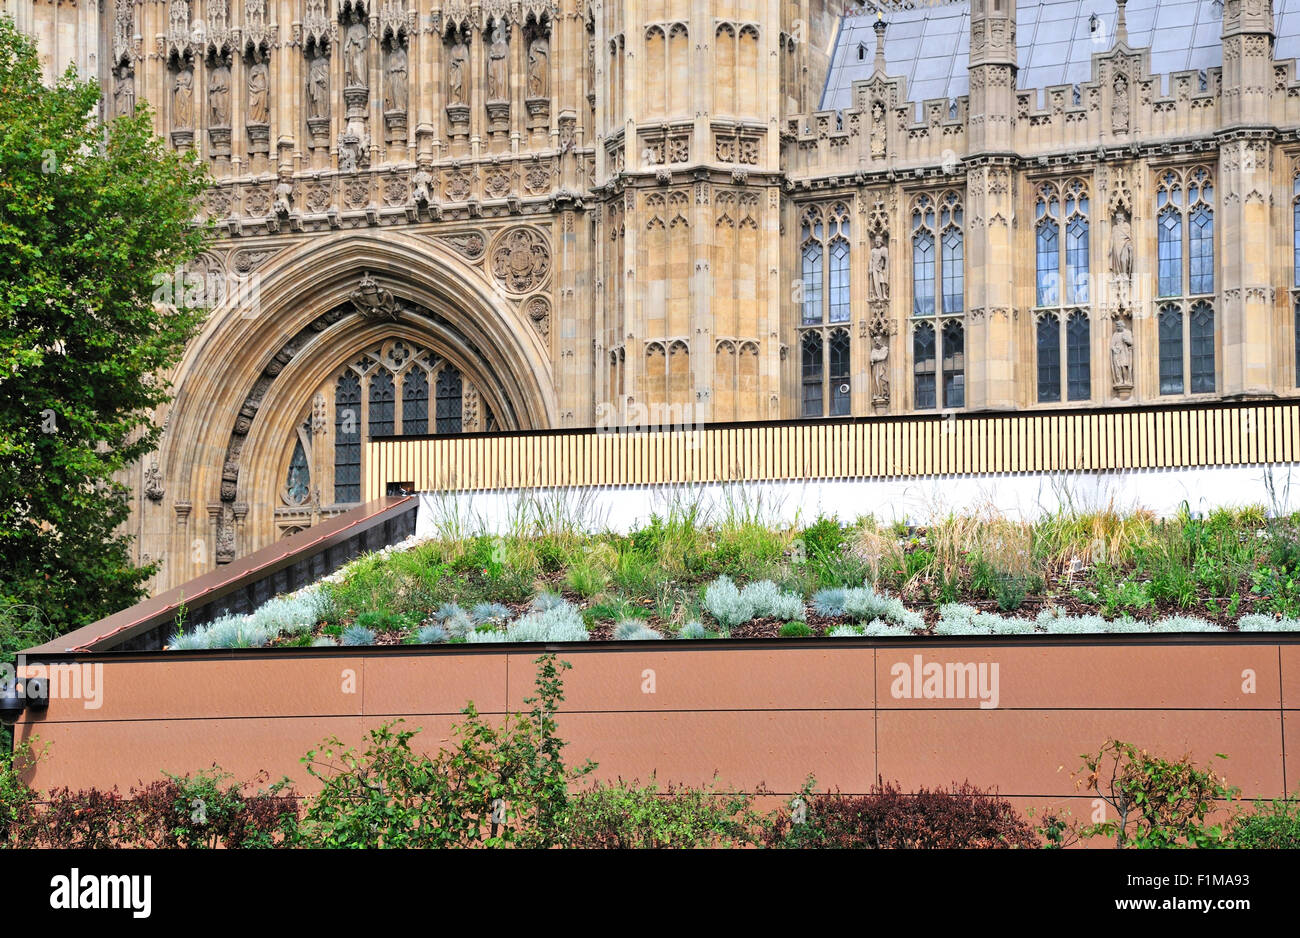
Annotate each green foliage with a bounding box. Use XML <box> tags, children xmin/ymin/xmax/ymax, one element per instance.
<box><xmin>0</xmin><ymin>16</ymin><xmax>210</xmax><ymax>634</ymax></box>
<box><xmin>1073</xmin><ymin>739</ymin><xmax>1239</xmax><ymax>848</ymax></box>
<box><xmin>778</xmin><ymin>621</ymin><xmax>812</xmax><ymax>637</ymax></box>
<box><xmin>800</xmin><ymin>515</ymin><xmax>846</xmax><ymax>562</ymax></box>
<box><xmin>1228</xmin><ymin>794</ymin><xmax>1300</xmax><ymax>848</ymax></box>
<box><xmin>561</xmin><ymin>777</ymin><xmax>766</xmax><ymax>848</ymax></box>
<box><xmin>294</xmin><ymin>655</ymin><xmax>594</xmax><ymax>847</ymax></box>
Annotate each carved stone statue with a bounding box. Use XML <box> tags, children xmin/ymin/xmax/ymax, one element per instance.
<box><xmin>870</xmin><ymin>99</ymin><xmax>886</xmax><ymax>159</ymax></box>
<box><xmin>349</xmin><ymin>272</ymin><xmax>401</xmax><ymax>321</ymax></box>
<box><xmin>869</xmin><ymin>235</ymin><xmax>889</xmax><ymax>301</ymax></box>
<box><xmin>527</xmin><ymin>33</ymin><xmax>549</xmax><ymax>98</ymax></box>
<box><xmin>1110</xmin><ymin>317</ymin><xmax>1134</xmax><ymax>389</ymax></box>
<box><xmin>870</xmin><ymin>332</ymin><xmax>890</xmax><ymax>401</ymax></box>
<box><xmin>209</xmin><ymin>62</ymin><xmax>231</xmax><ymax>126</ymax></box>
<box><xmin>409</xmin><ymin>157</ymin><xmax>433</xmax><ymax>209</ymax></box>
<box><xmin>1110</xmin><ymin>209</ymin><xmax>1134</xmax><ymax>305</ymax></box>
<box><xmin>247</xmin><ymin>59</ymin><xmax>269</xmax><ymax>124</ymax></box>
<box><xmin>173</xmin><ymin>66</ymin><xmax>194</xmax><ymax>127</ymax></box>
<box><xmin>384</xmin><ymin>43</ymin><xmax>408</xmax><ymax>112</ymax></box>
<box><xmin>272</xmin><ymin>167</ymin><xmax>293</xmax><ymax>217</ymax></box>
<box><xmin>1111</xmin><ymin>73</ymin><xmax>1129</xmax><ymax>132</ymax></box>
<box><xmin>448</xmin><ymin>36</ymin><xmax>468</xmax><ymax>105</ymax></box>
<box><xmin>344</xmin><ymin>20</ymin><xmax>368</xmax><ymax>89</ymax></box>
<box><xmin>308</xmin><ymin>53</ymin><xmax>330</xmax><ymax>119</ymax></box>
<box><xmin>487</xmin><ymin>22</ymin><xmax>509</xmax><ymax>102</ymax></box>
<box><xmin>112</xmin><ymin>63</ymin><xmax>135</xmax><ymax>117</ymax></box>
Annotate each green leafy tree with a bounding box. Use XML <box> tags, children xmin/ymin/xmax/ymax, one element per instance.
<box><xmin>0</xmin><ymin>15</ymin><xmax>210</xmax><ymax>633</ymax></box>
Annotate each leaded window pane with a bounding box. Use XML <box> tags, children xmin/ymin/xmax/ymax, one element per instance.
<box><xmin>802</xmin><ymin>243</ymin><xmax>823</xmax><ymax>325</ymax></box>
<box><xmin>1066</xmin><ymin>217</ymin><xmax>1089</xmax><ymax>303</ymax></box>
<box><xmin>1037</xmin><ymin>314</ymin><xmax>1061</xmax><ymax>403</ymax></box>
<box><xmin>435</xmin><ymin>366</ymin><xmax>463</xmax><ymax>434</ymax></box>
<box><xmin>1036</xmin><ymin>222</ymin><xmax>1059</xmax><ymax>307</ymax></box>
<box><xmin>1159</xmin><ymin>307</ymin><xmax>1184</xmax><ymax>395</ymax></box>
<box><xmin>334</xmin><ymin>373</ymin><xmax>362</xmax><ymax>503</ymax></box>
<box><xmin>913</xmin><ymin>231</ymin><xmax>935</xmax><ymax>316</ymax></box>
<box><xmin>829</xmin><ymin>329</ymin><xmax>851</xmax><ymax>416</ymax></box>
<box><xmin>1189</xmin><ymin>302</ymin><xmax>1215</xmax><ymax>394</ymax></box>
<box><xmin>403</xmin><ymin>368</ymin><xmax>429</xmax><ymax>435</ymax></box>
<box><xmin>942</xmin><ymin>321</ymin><xmax>965</xmax><ymax>409</ymax></box>
<box><xmin>801</xmin><ymin>331</ymin><xmax>823</xmax><ymax>417</ymax></box>
<box><xmin>1189</xmin><ymin>207</ymin><xmax>1214</xmax><ymax>295</ymax></box>
<box><xmin>1158</xmin><ymin>209</ymin><xmax>1182</xmax><ymax>297</ymax></box>
<box><xmin>913</xmin><ymin>322</ymin><xmax>936</xmax><ymax>410</ymax></box>
<box><xmin>1066</xmin><ymin>311</ymin><xmax>1091</xmax><ymax>402</ymax></box>
<box><xmin>369</xmin><ymin>369</ymin><xmax>395</xmax><ymax>437</ymax></box>
<box><xmin>942</xmin><ymin>228</ymin><xmax>963</xmax><ymax>314</ymax></box>
<box><xmin>829</xmin><ymin>239</ymin><xmax>850</xmax><ymax>323</ymax></box>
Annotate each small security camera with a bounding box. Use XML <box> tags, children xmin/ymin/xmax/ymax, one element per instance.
<box><xmin>0</xmin><ymin>683</ymin><xmax>23</xmax><ymax>726</ymax></box>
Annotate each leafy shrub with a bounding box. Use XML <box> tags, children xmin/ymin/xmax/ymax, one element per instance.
<box><xmin>742</xmin><ymin>580</ymin><xmax>806</xmax><ymax>621</ymax></box>
<box><xmin>842</xmin><ymin>587</ymin><xmax>923</xmax><ymax>631</ymax></box>
<box><xmin>205</xmin><ymin>615</ymin><xmax>271</xmax><ymax>649</ymax></box>
<box><xmin>1228</xmin><ymin>795</ymin><xmax>1300</xmax><ymax>848</ymax></box>
<box><xmin>800</xmin><ymin>515</ymin><xmax>846</xmax><ymax>561</ymax></box>
<box><xmin>250</xmin><ymin>589</ymin><xmax>325</xmax><ymax>636</ymax></box>
<box><xmin>500</xmin><ymin>600</ymin><xmax>589</xmax><ymax>642</ymax></box>
<box><xmin>703</xmin><ymin>575</ymin><xmax>749</xmax><ymax>628</ymax></box>
<box><xmin>778</xmin><ymin>622</ymin><xmax>812</xmax><ymax>638</ymax></box>
<box><xmin>341</xmin><ymin>625</ymin><xmax>377</xmax><ymax>646</ymax></box>
<box><xmin>765</xmin><ymin>780</ymin><xmax>1038</xmax><ymax>849</ymax></box>
<box><xmin>826</xmin><ymin>624</ymin><xmax>862</xmax><ymax>637</ymax></box>
<box><xmin>562</xmin><ymin>778</ymin><xmax>765</xmax><ymax>848</ymax></box>
<box><xmin>1072</xmin><ymin>739</ymin><xmax>1239</xmax><ymax>848</ymax></box>
<box><xmin>1237</xmin><ymin>613</ymin><xmax>1300</xmax><ymax>632</ymax></box>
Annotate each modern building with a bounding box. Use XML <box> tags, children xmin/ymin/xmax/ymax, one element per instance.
<box><xmin>6</xmin><ymin>0</ymin><xmax>1300</xmax><ymax>591</ymax></box>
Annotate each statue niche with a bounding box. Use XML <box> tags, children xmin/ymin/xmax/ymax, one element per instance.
<box><xmin>382</xmin><ymin>29</ymin><xmax>409</xmax><ymax>144</ymax></box>
<box><xmin>485</xmin><ymin>18</ymin><xmax>511</xmax><ymax>133</ymax></box>
<box><xmin>206</xmin><ymin>49</ymin><xmax>233</xmax><ymax>160</ymax></box>
<box><xmin>444</xmin><ymin>24</ymin><xmax>470</xmax><ymax>132</ymax></box>
<box><xmin>245</xmin><ymin>44</ymin><xmax>271</xmax><ymax>158</ymax></box>
<box><xmin>524</xmin><ymin>17</ymin><xmax>551</xmax><ymax>127</ymax></box>
<box><xmin>338</xmin><ymin>7</ymin><xmax>372</xmax><ymax>171</ymax></box>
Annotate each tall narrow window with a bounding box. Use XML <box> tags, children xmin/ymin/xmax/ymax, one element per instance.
<box><xmin>1036</xmin><ymin>221</ymin><xmax>1059</xmax><ymax>307</ymax></box>
<box><xmin>942</xmin><ymin>227</ymin><xmax>964</xmax><ymax>314</ymax></box>
<box><xmin>829</xmin><ymin>329</ymin><xmax>851</xmax><ymax>416</ymax></box>
<box><xmin>942</xmin><ymin>321</ymin><xmax>965</xmax><ymax>408</ymax></box>
<box><xmin>914</xmin><ymin>322</ymin><xmax>936</xmax><ymax>410</ymax></box>
<box><xmin>1066</xmin><ymin>216</ymin><xmax>1089</xmax><ymax>303</ymax></box>
<box><xmin>1157</xmin><ymin>208</ymin><xmax>1182</xmax><ymax>297</ymax></box>
<box><xmin>1293</xmin><ymin>176</ymin><xmax>1300</xmax><ymax>289</ymax></box>
<box><xmin>402</xmin><ymin>368</ymin><xmax>429</xmax><ymax>435</ymax></box>
<box><xmin>334</xmin><ymin>373</ymin><xmax>362</xmax><ymax>504</ymax></box>
<box><xmin>369</xmin><ymin>369</ymin><xmax>395</xmax><ymax>436</ymax></box>
<box><xmin>1037</xmin><ymin>314</ymin><xmax>1061</xmax><ymax>403</ymax></box>
<box><xmin>912</xmin><ymin>229</ymin><xmax>935</xmax><ymax>316</ymax></box>
<box><xmin>801</xmin><ymin>241</ymin><xmax>822</xmax><ymax>325</ymax></box>
<box><xmin>1159</xmin><ymin>305</ymin><xmax>1184</xmax><ymax>395</ymax></box>
<box><xmin>1188</xmin><ymin>205</ymin><xmax>1214</xmax><ymax>295</ymax></box>
<box><xmin>435</xmin><ymin>366</ymin><xmax>463</xmax><ymax>434</ymax></box>
<box><xmin>1189</xmin><ymin>301</ymin><xmax>1215</xmax><ymax>393</ymax></box>
<box><xmin>829</xmin><ymin>238</ymin><xmax>851</xmax><ymax>323</ymax></box>
<box><xmin>286</xmin><ymin>438</ymin><xmax>310</xmax><ymax>505</ymax></box>
<box><xmin>801</xmin><ymin>331</ymin><xmax>823</xmax><ymax>417</ymax></box>
<box><xmin>1066</xmin><ymin>311</ymin><xmax>1091</xmax><ymax>401</ymax></box>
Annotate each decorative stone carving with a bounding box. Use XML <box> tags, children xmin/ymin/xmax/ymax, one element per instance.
<box><xmin>869</xmin><ymin>235</ymin><xmax>889</xmax><ymax>302</ymax></box>
<box><xmin>525</xmin><ymin>295</ymin><xmax>551</xmax><ymax>338</ymax></box>
<box><xmin>490</xmin><ymin>227</ymin><xmax>551</xmax><ymax>293</ymax></box>
<box><xmin>438</xmin><ymin>232</ymin><xmax>486</xmax><ymax>260</ymax></box>
<box><xmin>870</xmin><ymin>331</ymin><xmax>890</xmax><ymax>405</ymax></box>
<box><xmin>1110</xmin><ymin>315</ymin><xmax>1134</xmax><ymax>397</ymax></box>
<box><xmin>112</xmin><ymin>63</ymin><xmax>135</xmax><ymax>118</ymax></box>
<box><xmin>273</xmin><ymin>166</ymin><xmax>294</xmax><ymax>217</ymax></box>
<box><xmin>308</xmin><ymin>51</ymin><xmax>330</xmax><ymax>120</ymax></box>
<box><xmin>144</xmin><ymin>459</ymin><xmax>165</xmax><ymax>502</ymax></box>
<box><xmin>209</xmin><ymin>60</ymin><xmax>231</xmax><ymax>127</ymax></box>
<box><xmin>447</xmin><ymin>31</ymin><xmax>469</xmax><ymax>106</ymax></box>
<box><xmin>1109</xmin><ymin>208</ymin><xmax>1134</xmax><ymax>306</ymax></box>
<box><xmin>343</xmin><ymin>20</ymin><xmax>368</xmax><ymax>89</ymax></box>
<box><xmin>385</xmin><ymin>41</ymin><xmax>408</xmax><ymax>112</ymax></box>
<box><xmin>349</xmin><ymin>272</ymin><xmax>402</xmax><ymax>321</ymax></box>
<box><xmin>487</xmin><ymin>20</ymin><xmax>509</xmax><ymax>102</ymax></box>
<box><xmin>173</xmin><ymin>66</ymin><xmax>194</xmax><ymax>128</ymax></box>
<box><xmin>409</xmin><ymin>156</ymin><xmax>434</xmax><ymax>211</ymax></box>
<box><xmin>527</xmin><ymin>32</ymin><xmax>549</xmax><ymax>98</ymax></box>
<box><xmin>1111</xmin><ymin>72</ymin><xmax>1130</xmax><ymax>133</ymax></box>
<box><xmin>247</xmin><ymin>58</ymin><xmax>269</xmax><ymax>125</ymax></box>
<box><xmin>311</xmin><ymin>392</ymin><xmax>330</xmax><ymax>435</ymax></box>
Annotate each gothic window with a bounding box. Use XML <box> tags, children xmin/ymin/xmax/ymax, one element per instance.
<box><xmin>913</xmin><ymin>321</ymin><xmax>936</xmax><ymax>410</ymax></box>
<box><xmin>829</xmin><ymin>328</ymin><xmax>851</xmax><ymax>416</ymax></box>
<box><xmin>1036</xmin><ymin>314</ymin><xmax>1061</xmax><ymax>403</ymax></box>
<box><xmin>1154</xmin><ymin>167</ymin><xmax>1216</xmax><ymax>395</ymax></box>
<box><xmin>1034</xmin><ymin>180</ymin><xmax>1091</xmax><ymax>403</ymax></box>
<box><xmin>911</xmin><ymin>192</ymin><xmax>964</xmax><ymax>410</ymax></box>
<box><xmin>797</xmin><ymin>203</ymin><xmax>853</xmax><ymax>416</ymax></box>
<box><xmin>1158</xmin><ymin>304</ymin><xmax>1184</xmax><ymax>395</ymax></box>
<box><xmin>801</xmin><ymin>330</ymin><xmax>823</xmax><ymax>418</ymax></box>
<box><xmin>1066</xmin><ymin>311</ymin><xmax>1091</xmax><ymax>402</ymax></box>
<box><xmin>941</xmin><ymin>321</ymin><xmax>965</xmax><ymax>409</ymax></box>
<box><xmin>1189</xmin><ymin>301</ymin><xmax>1215</xmax><ymax>394</ymax></box>
<box><xmin>369</xmin><ymin>369</ymin><xmax>395</xmax><ymax>436</ymax></box>
<box><xmin>1293</xmin><ymin>175</ymin><xmax>1300</xmax><ymax>290</ymax></box>
<box><xmin>334</xmin><ymin>372</ymin><xmax>362</xmax><ymax>504</ymax></box>
<box><xmin>285</xmin><ymin>438</ymin><xmax>310</xmax><ymax>505</ymax></box>
<box><xmin>435</xmin><ymin>366</ymin><xmax>463</xmax><ymax>434</ymax></box>
<box><xmin>403</xmin><ymin>367</ymin><xmax>428</xmax><ymax>435</ymax></box>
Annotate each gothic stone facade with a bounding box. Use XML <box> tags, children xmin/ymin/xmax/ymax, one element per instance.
<box><xmin>9</xmin><ymin>0</ymin><xmax>1300</xmax><ymax>591</ymax></box>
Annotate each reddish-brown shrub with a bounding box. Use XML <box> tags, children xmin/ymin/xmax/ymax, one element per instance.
<box><xmin>764</xmin><ymin>779</ymin><xmax>1039</xmax><ymax>849</ymax></box>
